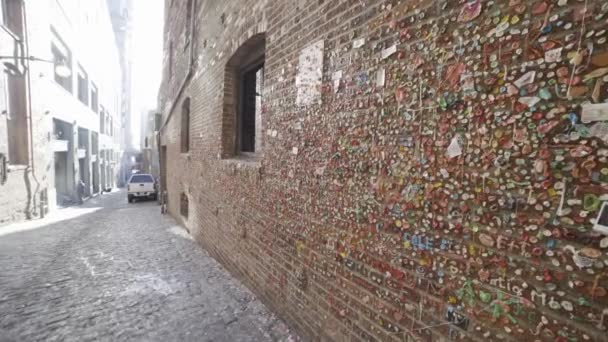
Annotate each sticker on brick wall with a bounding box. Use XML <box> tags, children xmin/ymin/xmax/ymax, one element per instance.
<box><xmin>581</xmin><ymin>103</ymin><xmax>608</xmax><ymax>123</ymax></box>
<box><xmin>296</xmin><ymin>40</ymin><xmax>324</xmax><ymax>106</ymax></box>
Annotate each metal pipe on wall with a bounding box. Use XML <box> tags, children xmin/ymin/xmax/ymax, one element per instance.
<box><xmin>22</xmin><ymin>0</ymin><xmax>43</xmax><ymax>219</ymax></box>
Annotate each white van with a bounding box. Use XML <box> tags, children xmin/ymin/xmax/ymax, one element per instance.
<box><xmin>127</xmin><ymin>174</ymin><xmax>157</xmax><ymax>203</ymax></box>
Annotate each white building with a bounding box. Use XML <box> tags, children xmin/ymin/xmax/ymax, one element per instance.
<box><xmin>0</xmin><ymin>0</ymin><xmax>123</xmax><ymax>225</ymax></box>
<box><xmin>43</xmin><ymin>0</ymin><xmax>122</xmax><ymax>205</ymax></box>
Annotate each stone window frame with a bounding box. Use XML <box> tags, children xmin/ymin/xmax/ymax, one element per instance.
<box><xmin>221</xmin><ymin>33</ymin><xmax>265</xmax><ymax>161</ymax></box>
<box><xmin>50</xmin><ymin>27</ymin><xmax>73</xmax><ymax>94</ymax></box>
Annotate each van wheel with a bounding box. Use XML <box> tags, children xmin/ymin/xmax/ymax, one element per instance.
<box><xmin>128</xmin><ymin>195</ymin><xmax>133</xmax><ymax>203</ymax></box>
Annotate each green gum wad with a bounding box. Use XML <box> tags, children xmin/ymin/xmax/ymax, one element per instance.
<box><xmin>583</xmin><ymin>194</ymin><xmax>600</xmax><ymax>211</ymax></box>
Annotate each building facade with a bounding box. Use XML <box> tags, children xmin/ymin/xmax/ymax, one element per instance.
<box><xmin>159</xmin><ymin>0</ymin><xmax>608</xmax><ymax>341</ymax></box>
<box><xmin>0</xmin><ymin>0</ymin><xmax>44</xmax><ymax>223</ymax></box>
<box><xmin>107</xmin><ymin>0</ymin><xmax>135</xmax><ymax>186</ymax></box>
<box><xmin>140</xmin><ymin>109</ymin><xmax>161</xmax><ymax>178</ymax></box>
<box><xmin>0</xmin><ymin>0</ymin><xmax>122</xmax><ymax>225</ymax></box>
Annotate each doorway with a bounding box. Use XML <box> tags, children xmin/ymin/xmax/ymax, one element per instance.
<box><xmin>54</xmin><ymin>152</ymin><xmax>69</xmax><ymax>205</ymax></box>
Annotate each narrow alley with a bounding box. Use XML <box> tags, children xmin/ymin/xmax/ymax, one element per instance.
<box><xmin>0</xmin><ymin>190</ymin><xmax>294</xmax><ymax>342</ymax></box>
<box><xmin>3</xmin><ymin>0</ymin><xmax>608</xmax><ymax>341</ymax></box>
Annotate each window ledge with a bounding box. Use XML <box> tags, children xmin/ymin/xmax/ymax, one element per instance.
<box><xmin>221</xmin><ymin>154</ymin><xmax>262</xmax><ymax>169</ymax></box>
<box><xmin>8</xmin><ymin>164</ymin><xmax>28</xmax><ymax>171</ymax></box>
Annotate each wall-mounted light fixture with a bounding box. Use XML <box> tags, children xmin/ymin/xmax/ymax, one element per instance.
<box><xmin>0</xmin><ymin>55</ymin><xmax>71</xmax><ymax>78</ymax></box>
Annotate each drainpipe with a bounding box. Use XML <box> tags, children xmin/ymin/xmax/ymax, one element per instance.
<box><xmin>21</xmin><ymin>0</ymin><xmax>42</xmax><ymax>219</ymax></box>
<box><xmin>156</xmin><ymin>129</ymin><xmax>161</xmax><ymax>204</ymax></box>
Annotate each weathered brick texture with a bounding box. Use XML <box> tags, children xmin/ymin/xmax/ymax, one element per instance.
<box><xmin>159</xmin><ymin>0</ymin><xmax>608</xmax><ymax>341</ymax></box>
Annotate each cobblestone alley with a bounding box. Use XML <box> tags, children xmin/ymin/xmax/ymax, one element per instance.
<box><xmin>0</xmin><ymin>190</ymin><xmax>295</xmax><ymax>342</ymax></box>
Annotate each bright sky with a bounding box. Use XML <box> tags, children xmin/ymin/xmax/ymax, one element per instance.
<box><xmin>130</xmin><ymin>0</ymin><xmax>164</xmax><ymax>148</ymax></box>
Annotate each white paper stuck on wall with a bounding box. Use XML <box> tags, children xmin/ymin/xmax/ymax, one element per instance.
<box><xmin>581</xmin><ymin>103</ymin><xmax>608</xmax><ymax>123</ymax></box>
<box><xmin>447</xmin><ymin>136</ymin><xmax>462</xmax><ymax>158</ymax></box>
<box><xmin>296</xmin><ymin>40</ymin><xmax>325</xmax><ymax>106</ymax></box>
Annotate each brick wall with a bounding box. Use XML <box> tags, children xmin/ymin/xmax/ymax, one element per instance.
<box><xmin>159</xmin><ymin>0</ymin><xmax>608</xmax><ymax>340</ymax></box>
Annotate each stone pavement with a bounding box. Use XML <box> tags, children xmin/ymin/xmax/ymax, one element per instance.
<box><xmin>0</xmin><ymin>190</ymin><xmax>297</xmax><ymax>342</ymax></box>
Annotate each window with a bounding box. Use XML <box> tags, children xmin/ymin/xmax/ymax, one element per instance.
<box><xmin>5</xmin><ymin>72</ymin><xmax>28</xmax><ymax>164</ymax></box>
<box><xmin>168</xmin><ymin>42</ymin><xmax>173</xmax><ymax>79</ymax></box>
<box><xmin>154</xmin><ymin>113</ymin><xmax>162</xmax><ymax>131</ymax></box>
<box><xmin>144</xmin><ymin>137</ymin><xmax>149</xmax><ymax>148</ymax></box>
<box><xmin>51</xmin><ymin>28</ymin><xmax>72</xmax><ymax>93</ymax></box>
<box><xmin>180</xmin><ymin>97</ymin><xmax>190</xmax><ymax>153</ymax></box>
<box><xmin>91</xmin><ymin>132</ymin><xmax>98</xmax><ymax>154</ymax></box>
<box><xmin>1</xmin><ymin>0</ymin><xmax>23</xmax><ymax>38</ymax></box>
<box><xmin>180</xmin><ymin>192</ymin><xmax>189</xmax><ymax>218</ymax></box>
<box><xmin>222</xmin><ymin>33</ymin><xmax>265</xmax><ymax>157</ymax></box>
<box><xmin>239</xmin><ymin>64</ymin><xmax>263</xmax><ymax>153</ymax></box>
<box><xmin>0</xmin><ymin>2</ymin><xmax>27</xmax><ymax>164</ymax></box>
<box><xmin>129</xmin><ymin>175</ymin><xmax>154</xmax><ymax>183</ymax></box>
<box><xmin>0</xmin><ymin>1</ymin><xmax>5</xmax><ymax>24</ymax></box>
<box><xmin>184</xmin><ymin>0</ymin><xmax>193</xmax><ymax>49</ymax></box>
<box><xmin>100</xmin><ymin>107</ymin><xmax>105</xmax><ymax>134</ymax></box>
<box><xmin>77</xmin><ymin>64</ymin><xmax>89</xmax><ymax>106</ymax></box>
<box><xmin>91</xmin><ymin>83</ymin><xmax>98</xmax><ymax>113</ymax></box>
